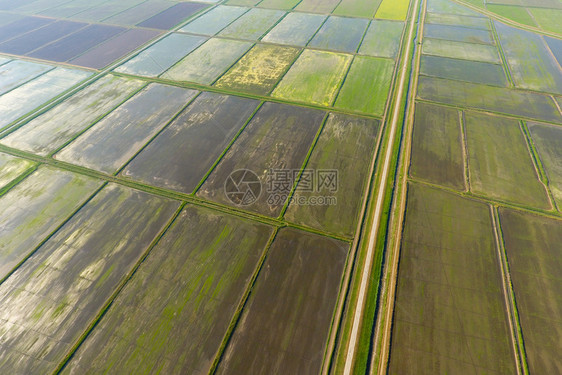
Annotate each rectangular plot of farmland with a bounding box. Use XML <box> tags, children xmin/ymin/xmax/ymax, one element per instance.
<box><xmin>218</xmin><ymin>8</ymin><xmax>285</xmax><ymax>40</ymax></box>
<box><xmin>0</xmin><ymin>67</ymin><xmax>91</xmax><ymax>130</ymax></box>
<box><xmin>1</xmin><ymin>75</ymin><xmax>144</xmax><ymax>156</ymax></box>
<box><xmin>420</xmin><ymin>55</ymin><xmax>507</xmax><ymax>86</ymax></box>
<box><xmin>295</xmin><ymin>0</ymin><xmax>340</xmax><ymax>13</ymax></box>
<box><xmin>62</xmin><ymin>206</ymin><xmax>273</xmax><ymax>374</ymax></box>
<box><xmin>179</xmin><ymin>5</ymin><xmax>248</xmax><ymax>35</ymax></box>
<box><xmin>528</xmin><ymin>122</ymin><xmax>562</xmax><ymax>208</ymax></box>
<box><xmin>122</xmin><ymin>92</ymin><xmax>259</xmax><ymax>194</ymax></box>
<box><xmin>0</xmin><ymin>16</ymin><xmax>53</xmax><ymax>44</ymax></box>
<box><xmin>422</xmin><ymin>38</ymin><xmax>500</xmax><ymax>63</ymax></box>
<box><xmin>0</xmin><ymin>166</ymin><xmax>100</xmax><ymax>281</ymax></box>
<box><xmin>261</xmin><ymin>12</ymin><xmax>326</xmax><ymax>47</ymax></box>
<box><xmin>358</xmin><ymin>20</ymin><xmax>403</xmax><ymax>59</ymax></box>
<box><xmin>257</xmin><ymin>0</ymin><xmax>300</xmax><ymax>10</ymax></box>
<box><xmin>425</xmin><ymin>12</ymin><xmax>490</xmax><ymax>29</ymax></box>
<box><xmin>465</xmin><ymin>112</ymin><xmax>550</xmax><ymax>209</ymax></box>
<box><xmin>499</xmin><ymin>209</ymin><xmax>562</xmax><ymax>375</ymax></box>
<box><xmin>69</xmin><ymin>28</ymin><xmax>161</xmax><ymax>69</ymax></box>
<box><xmin>214</xmin><ymin>44</ymin><xmax>300</xmax><ymax>95</ymax></box>
<box><xmin>375</xmin><ymin>0</ymin><xmax>410</xmax><ymax>20</ymax></box>
<box><xmin>0</xmin><ymin>152</ymin><xmax>35</xmax><ymax>190</ymax></box>
<box><xmin>285</xmin><ymin>114</ymin><xmax>379</xmax><ymax>237</ymax></box>
<box><xmin>216</xmin><ymin>228</ymin><xmax>348</xmax><ymax>375</ymax></box>
<box><xmin>0</xmin><ymin>184</ymin><xmax>179</xmax><ymax>374</ymax></box>
<box><xmin>0</xmin><ymin>20</ymin><xmax>87</xmax><ymax>56</ymax></box>
<box><xmin>272</xmin><ymin>50</ymin><xmax>352</xmax><ymax>106</ymax></box>
<box><xmin>55</xmin><ymin>84</ymin><xmax>197</xmax><ymax>174</ymax></box>
<box><xmin>424</xmin><ymin>24</ymin><xmax>493</xmax><ymax>44</ymax></box>
<box><xmin>28</xmin><ymin>24</ymin><xmax>126</xmax><ymax>62</ymax></box>
<box><xmin>333</xmin><ymin>0</ymin><xmax>382</xmax><ymax>18</ymax></box>
<box><xmin>417</xmin><ymin>76</ymin><xmax>562</xmax><ymax>123</ymax></box>
<box><xmin>102</xmin><ymin>1</ymin><xmax>174</xmax><ymax>26</ymax></box>
<box><xmin>335</xmin><ymin>56</ymin><xmax>394</xmax><ymax>116</ymax></box>
<box><xmin>388</xmin><ymin>183</ymin><xmax>516</xmax><ymax>375</ymax></box>
<box><xmin>137</xmin><ymin>2</ymin><xmax>209</xmax><ymax>29</ymax></box>
<box><xmin>495</xmin><ymin>21</ymin><xmax>562</xmax><ymax>95</ymax></box>
<box><xmin>114</xmin><ymin>33</ymin><xmax>207</xmax><ymax>77</ymax></box>
<box><xmin>198</xmin><ymin>103</ymin><xmax>324</xmax><ymax>217</ymax></box>
<box><xmin>0</xmin><ymin>60</ymin><xmax>52</xmax><ymax>95</ymax></box>
<box><xmin>308</xmin><ymin>16</ymin><xmax>369</xmax><ymax>53</ymax></box>
<box><xmin>161</xmin><ymin>38</ymin><xmax>253</xmax><ymax>85</ymax></box>
<box><xmin>410</xmin><ymin>102</ymin><xmax>465</xmax><ymax>190</ymax></box>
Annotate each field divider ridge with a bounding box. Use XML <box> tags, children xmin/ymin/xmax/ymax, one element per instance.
<box><xmin>209</xmin><ymin>228</ymin><xmax>279</xmax><ymax>375</ymax></box>
<box><xmin>110</xmin><ymin>70</ymin><xmax>384</xmax><ymax>119</ymax></box>
<box><xmin>518</xmin><ymin>120</ymin><xmax>559</xmax><ymax>212</ymax></box>
<box><xmin>0</xmin><ymin>144</ymin><xmax>355</xmax><ymax>242</ymax></box>
<box><xmin>0</xmin><ymin>182</ymin><xmax>108</xmax><ymax>287</ymax></box>
<box><xmin>53</xmin><ymin>202</ymin><xmax>188</xmax><ymax>375</ymax></box>
<box><xmin>490</xmin><ymin>205</ymin><xmax>529</xmax><ymax>375</ymax></box>
<box><xmin>459</xmin><ymin>110</ymin><xmax>471</xmax><ymax>192</ymax></box>
<box><xmin>278</xmin><ymin>112</ymin><xmax>329</xmax><ymax>219</ymax></box>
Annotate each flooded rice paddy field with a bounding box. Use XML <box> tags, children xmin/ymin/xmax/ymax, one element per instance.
<box><xmin>391</xmin><ymin>0</ymin><xmax>562</xmax><ymax>373</ymax></box>
<box><xmin>0</xmin><ymin>0</ymin><xmax>561</xmax><ymax>373</ymax></box>
<box><xmin>0</xmin><ymin>0</ymin><xmax>406</xmax><ymax>373</ymax></box>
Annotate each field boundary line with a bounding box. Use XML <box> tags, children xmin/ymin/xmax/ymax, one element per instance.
<box><xmin>0</xmin><ymin>64</ymin><xmax>56</xmax><ymax>98</ymax></box>
<box><xmin>329</xmin><ymin>18</ymin><xmax>373</xmax><ymax>107</ymax></box>
<box><xmin>459</xmin><ymin>111</ymin><xmax>471</xmax><ymax>192</ymax></box>
<box><xmin>209</xmin><ymin>228</ymin><xmax>279</xmax><ymax>375</ymax></box>
<box><xmin>373</xmin><ymin>0</ymin><xmax>425</xmax><ymax>373</ymax></box>
<box><xmin>0</xmin><ymin>181</ymin><xmax>107</xmax><ymax>288</ymax></box>
<box><xmin>407</xmin><ymin>177</ymin><xmax>562</xmax><ymax>220</ymax></box>
<box><xmin>414</xmin><ymin>98</ymin><xmax>562</xmax><ymax>127</ymax></box>
<box><xmin>0</xmin><ymin>144</ymin><xmax>357</xmax><ymax>242</ymax></box>
<box><xmin>0</xmin><ymin>162</ymin><xmax>38</xmax><ymax>198</ymax></box>
<box><xmin>518</xmin><ymin>120</ymin><xmax>558</xmax><ymax>212</ymax></box>
<box><xmin>53</xmin><ymin>202</ymin><xmax>187</xmax><ymax>374</ymax></box>
<box><xmin>278</xmin><ymin>113</ymin><xmax>329</xmax><ymax>218</ymax></box>
<box><xmin>551</xmin><ymin>95</ymin><xmax>562</xmax><ymax>118</ymax></box>
<box><xmin>192</xmin><ymin>101</ymin><xmax>264</xmax><ymax>194</ymax></box>
<box><xmin>489</xmin><ymin>19</ymin><xmax>515</xmax><ymax>88</ymax></box>
<box><xmin>113</xmin><ymin>91</ymin><xmax>203</xmax><ymax>177</ymax></box>
<box><xmin>490</xmin><ymin>206</ymin><xmax>529</xmax><ymax>375</ymax></box>
<box><xmin>451</xmin><ymin>0</ymin><xmax>562</xmax><ymax>39</ymax></box>
<box><xmin>110</xmin><ymin>70</ymin><xmax>385</xmax><ymax>120</ymax></box>
<box><xmin>47</xmin><ymin>82</ymin><xmax>149</xmax><ymax>157</ymax></box>
<box><xmin>341</xmin><ymin>0</ymin><xmax>422</xmax><ymax>370</ymax></box>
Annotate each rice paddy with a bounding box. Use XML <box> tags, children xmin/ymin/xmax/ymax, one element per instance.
<box><xmin>1</xmin><ymin>0</ymin><xmax>561</xmax><ymax>373</ymax></box>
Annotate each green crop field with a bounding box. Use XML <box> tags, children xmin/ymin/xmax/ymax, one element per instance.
<box><xmin>1</xmin><ymin>0</ymin><xmax>561</xmax><ymax>372</ymax></box>
<box><xmin>409</xmin><ymin>102</ymin><xmax>465</xmax><ymax>190</ymax></box>
<box><xmin>499</xmin><ymin>209</ymin><xmax>562</xmax><ymax>374</ymax></box>
<box><xmin>389</xmin><ymin>183</ymin><xmax>516</xmax><ymax>374</ymax></box>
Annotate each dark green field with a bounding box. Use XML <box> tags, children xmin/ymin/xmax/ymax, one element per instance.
<box><xmin>499</xmin><ymin>209</ymin><xmax>562</xmax><ymax>374</ymax></box>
